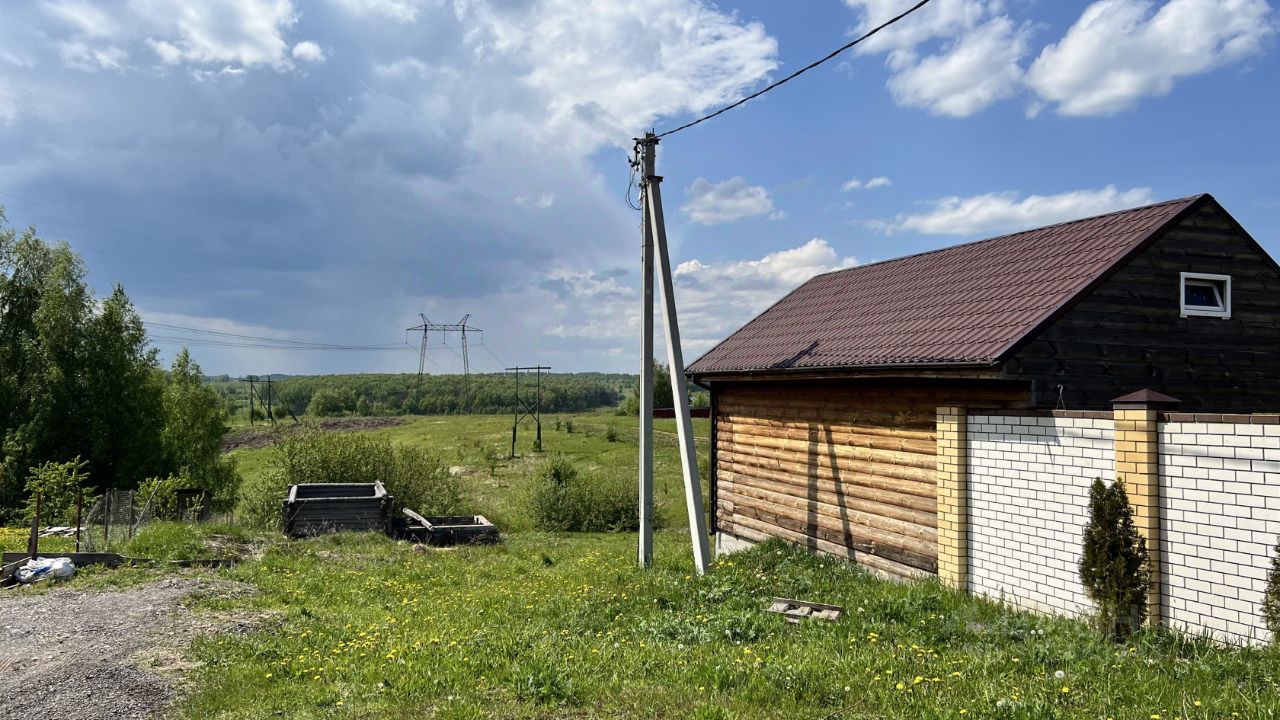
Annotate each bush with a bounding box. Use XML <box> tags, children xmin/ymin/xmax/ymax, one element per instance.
<box><xmin>237</xmin><ymin>430</ymin><xmax>464</xmax><ymax>528</ymax></box>
<box><xmin>24</xmin><ymin>458</ymin><xmax>93</xmax><ymax>525</ymax></box>
<box><xmin>1079</xmin><ymin>478</ymin><xmax>1150</xmax><ymax>639</ymax></box>
<box><xmin>1264</xmin><ymin>538</ymin><xmax>1280</xmax><ymax>639</ymax></box>
<box><xmin>604</xmin><ymin>426</ymin><xmax>619</xmax><ymax>443</ymax></box>
<box><xmin>527</xmin><ymin>455</ymin><xmax>640</xmax><ymax>532</ymax></box>
<box><xmin>564</xmin><ymin>419</ymin><xmax>574</xmax><ymax>434</ymax></box>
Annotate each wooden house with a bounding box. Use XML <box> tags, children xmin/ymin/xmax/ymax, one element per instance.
<box><xmin>685</xmin><ymin>194</ymin><xmax>1280</xmax><ymax>579</ymax></box>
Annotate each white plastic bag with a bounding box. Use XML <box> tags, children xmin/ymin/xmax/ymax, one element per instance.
<box><xmin>15</xmin><ymin>557</ymin><xmax>76</xmax><ymax>583</ymax></box>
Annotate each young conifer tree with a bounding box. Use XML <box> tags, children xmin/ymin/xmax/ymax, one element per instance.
<box><xmin>1079</xmin><ymin>478</ymin><xmax>1150</xmax><ymax>639</ymax></box>
<box><xmin>1263</xmin><ymin>538</ymin><xmax>1280</xmax><ymax>640</ymax></box>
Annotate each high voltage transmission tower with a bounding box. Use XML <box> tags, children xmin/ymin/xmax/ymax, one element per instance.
<box><xmin>407</xmin><ymin>314</ymin><xmax>481</xmax><ymax>397</ymax></box>
<box><xmin>240</xmin><ymin>375</ymin><xmax>299</xmax><ymax>426</ymax></box>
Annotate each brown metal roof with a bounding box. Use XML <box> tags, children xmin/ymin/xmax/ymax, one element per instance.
<box><xmin>687</xmin><ymin>194</ymin><xmax>1206</xmax><ymax>376</ymax></box>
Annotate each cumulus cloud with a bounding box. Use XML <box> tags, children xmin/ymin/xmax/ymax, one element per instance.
<box><xmin>881</xmin><ymin>186</ymin><xmax>1156</xmax><ymax>235</ymax></box>
<box><xmin>291</xmin><ymin>40</ymin><xmax>325</xmax><ymax>63</ymax></box>
<box><xmin>40</xmin><ymin>0</ymin><xmax>301</xmax><ymax>72</ymax></box>
<box><xmin>887</xmin><ymin>15</ymin><xmax>1030</xmax><ymax>117</ymax></box>
<box><xmin>675</xmin><ymin>239</ymin><xmax>856</xmax><ymax>354</ymax></box>
<box><xmin>539</xmin><ymin>240</ymin><xmax>855</xmax><ymax>359</ymax></box>
<box><xmin>682</xmin><ymin>177</ymin><xmax>776</xmax><ymax>225</ymax></box>
<box><xmin>845</xmin><ymin>0</ymin><xmax>1026</xmax><ymax>116</ymax></box>
<box><xmin>0</xmin><ymin>0</ymin><xmax>781</xmax><ymax>373</ymax></box>
<box><xmin>1027</xmin><ymin>0</ymin><xmax>1276</xmax><ymax>116</ymax></box>
<box><xmin>842</xmin><ymin>176</ymin><xmax>891</xmax><ymax>191</ymax></box>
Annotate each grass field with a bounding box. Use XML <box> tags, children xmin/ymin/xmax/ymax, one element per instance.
<box><xmin>6</xmin><ymin>412</ymin><xmax>1280</xmax><ymax>718</ymax></box>
<box><xmin>227</xmin><ymin>411</ymin><xmax>711</xmax><ymax>531</ymax></box>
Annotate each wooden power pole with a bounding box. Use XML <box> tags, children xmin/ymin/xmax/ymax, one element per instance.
<box><xmin>636</xmin><ymin>132</ymin><xmax>710</xmax><ymax>575</ymax></box>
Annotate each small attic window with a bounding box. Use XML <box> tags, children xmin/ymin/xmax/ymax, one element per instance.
<box><xmin>1180</xmin><ymin>272</ymin><xmax>1231</xmax><ymax>319</ymax></box>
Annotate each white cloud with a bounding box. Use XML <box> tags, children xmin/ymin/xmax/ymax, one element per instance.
<box><xmin>330</xmin><ymin>0</ymin><xmax>431</xmax><ymax>23</ymax></box>
<box><xmin>1027</xmin><ymin>0</ymin><xmax>1276</xmax><ymax>116</ymax></box>
<box><xmin>43</xmin><ymin>0</ymin><xmax>301</xmax><ymax>71</ymax></box>
<box><xmin>845</xmin><ymin>0</ymin><xmax>991</xmax><ymax>69</ymax></box>
<box><xmin>460</xmin><ymin>0</ymin><xmax>778</xmax><ymax>151</ymax></box>
<box><xmin>515</xmin><ymin>192</ymin><xmax>555</xmax><ymax>209</ymax></box>
<box><xmin>291</xmin><ymin>40</ymin><xmax>325</xmax><ymax>63</ymax></box>
<box><xmin>58</xmin><ymin>40</ymin><xmax>128</xmax><ymax>71</ymax></box>
<box><xmin>0</xmin><ymin>0</ymin><xmax>783</xmax><ymax>373</ymax></box>
<box><xmin>883</xmin><ymin>185</ymin><xmax>1157</xmax><ymax>235</ymax></box>
<box><xmin>887</xmin><ymin>15</ymin><xmax>1029</xmax><ymax>117</ymax></box>
<box><xmin>682</xmin><ymin>177</ymin><xmax>775</xmax><ymax>225</ymax></box>
<box><xmin>675</xmin><ymin>239</ymin><xmax>857</xmax><ymax>354</ymax></box>
<box><xmin>845</xmin><ymin>0</ymin><xmax>1027</xmax><ymax>117</ymax></box>
<box><xmin>842</xmin><ymin>176</ymin><xmax>892</xmax><ymax>191</ymax></box>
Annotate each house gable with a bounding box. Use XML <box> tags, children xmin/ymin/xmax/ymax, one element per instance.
<box><xmin>1004</xmin><ymin>199</ymin><xmax>1280</xmax><ymax>411</ymax></box>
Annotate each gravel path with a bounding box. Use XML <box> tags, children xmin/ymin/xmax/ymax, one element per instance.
<box><xmin>0</xmin><ymin>577</ymin><xmax>255</xmax><ymax>720</ymax></box>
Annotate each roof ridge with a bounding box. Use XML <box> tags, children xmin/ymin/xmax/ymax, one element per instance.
<box><xmin>813</xmin><ymin>193</ymin><xmax>1207</xmax><ymax>280</ymax></box>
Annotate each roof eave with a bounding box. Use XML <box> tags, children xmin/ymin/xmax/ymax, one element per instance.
<box><xmin>687</xmin><ymin>358</ymin><xmax>1002</xmax><ymax>381</ymax></box>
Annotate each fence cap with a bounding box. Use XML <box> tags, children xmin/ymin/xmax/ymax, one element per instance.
<box><xmin>1111</xmin><ymin>388</ymin><xmax>1181</xmax><ymax>408</ymax></box>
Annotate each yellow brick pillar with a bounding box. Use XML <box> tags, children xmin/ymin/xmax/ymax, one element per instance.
<box><xmin>1112</xmin><ymin>389</ymin><xmax>1179</xmax><ymax>625</ymax></box>
<box><xmin>936</xmin><ymin>406</ymin><xmax>968</xmax><ymax>591</ymax></box>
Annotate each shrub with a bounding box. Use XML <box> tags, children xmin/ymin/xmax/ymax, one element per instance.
<box><xmin>527</xmin><ymin>455</ymin><xmax>640</xmax><ymax>532</ymax></box>
<box><xmin>480</xmin><ymin>444</ymin><xmax>501</xmax><ymax>476</ymax></box>
<box><xmin>604</xmin><ymin>426</ymin><xmax>619</xmax><ymax>443</ymax></box>
<box><xmin>237</xmin><ymin>430</ymin><xmax>463</xmax><ymax>528</ymax></box>
<box><xmin>564</xmin><ymin>419</ymin><xmax>574</xmax><ymax>434</ymax></box>
<box><xmin>1079</xmin><ymin>478</ymin><xmax>1150</xmax><ymax>640</ymax></box>
<box><xmin>24</xmin><ymin>458</ymin><xmax>93</xmax><ymax>525</ymax></box>
<box><xmin>1264</xmin><ymin>538</ymin><xmax>1280</xmax><ymax>638</ymax></box>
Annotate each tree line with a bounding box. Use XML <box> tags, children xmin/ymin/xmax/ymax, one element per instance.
<box><xmin>0</xmin><ymin>210</ymin><xmax>233</xmax><ymax>523</ymax></box>
<box><xmin>207</xmin><ymin>372</ymin><xmax>635</xmax><ymax>419</ymax></box>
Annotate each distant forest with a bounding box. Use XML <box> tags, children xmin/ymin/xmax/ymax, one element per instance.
<box><xmin>206</xmin><ymin>372</ymin><xmax>637</xmax><ymax>419</ymax></box>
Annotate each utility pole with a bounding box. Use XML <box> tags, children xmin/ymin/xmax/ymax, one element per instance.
<box><xmin>635</xmin><ymin>132</ymin><xmax>711</xmax><ymax>575</ymax></box>
<box><xmin>407</xmin><ymin>314</ymin><xmax>480</xmax><ymax>410</ymax></box>
<box><xmin>507</xmin><ymin>365</ymin><xmax>551</xmax><ymax>457</ymax></box>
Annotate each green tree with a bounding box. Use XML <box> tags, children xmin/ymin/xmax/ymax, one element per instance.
<box><xmin>1079</xmin><ymin>478</ymin><xmax>1150</xmax><ymax>640</ymax></box>
<box><xmin>161</xmin><ymin>349</ymin><xmax>240</xmax><ymax>511</ymax></box>
<box><xmin>1264</xmin><ymin>538</ymin><xmax>1280</xmax><ymax>639</ymax></box>
<box><xmin>1</xmin><ymin>211</ymin><xmax>165</xmax><ymax>520</ymax></box>
<box><xmin>621</xmin><ymin>361</ymin><xmax>674</xmax><ymax>415</ymax></box>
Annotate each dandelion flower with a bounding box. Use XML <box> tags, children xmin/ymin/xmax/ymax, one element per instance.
<box><xmin>1054</xmin><ymin>670</ymin><xmax>1065</xmax><ymax>680</ymax></box>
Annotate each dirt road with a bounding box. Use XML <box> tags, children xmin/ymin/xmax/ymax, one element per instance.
<box><xmin>0</xmin><ymin>577</ymin><xmax>254</xmax><ymax>720</ymax></box>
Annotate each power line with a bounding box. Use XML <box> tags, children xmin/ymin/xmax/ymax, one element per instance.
<box><xmin>655</xmin><ymin>0</ymin><xmax>935</xmax><ymax>139</ymax></box>
<box><xmin>144</xmin><ymin>321</ymin><xmax>408</xmax><ymax>349</ymax></box>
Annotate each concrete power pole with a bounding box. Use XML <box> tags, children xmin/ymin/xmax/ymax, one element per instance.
<box><xmin>636</xmin><ymin>132</ymin><xmax>711</xmax><ymax>575</ymax></box>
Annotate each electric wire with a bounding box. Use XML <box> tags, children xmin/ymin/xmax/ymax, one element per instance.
<box><xmin>655</xmin><ymin>0</ymin><xmax>935</xmax><ymax>138</ymax></box>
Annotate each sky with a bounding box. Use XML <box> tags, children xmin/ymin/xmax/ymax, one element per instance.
<box><xmin>0</xmin><ymin>0</ymin><xmax>1277</xmax><ymax>377</ymax></box>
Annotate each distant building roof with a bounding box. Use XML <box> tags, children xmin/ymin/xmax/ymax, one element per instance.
<box><xmin>688</xmin><ymin>194</ymin><xmax>1207</xmax><ymax>376</ymax></box>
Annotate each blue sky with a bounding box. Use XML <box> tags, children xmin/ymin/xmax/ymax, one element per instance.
<box><xmin>0</xmin><ymin>0</ymin><xmax>1276</xmax><ymax>376</ymax></box>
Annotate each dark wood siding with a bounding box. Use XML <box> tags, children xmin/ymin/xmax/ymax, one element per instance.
<box><xmin>713</xmin><ymin>379</ymin><xmax>1027</xmax><ymax>579</ymax></box>
<box><xmin>1007</xmin><ymin>203</ymin><xmax>1280</xmax><ymax>411</ymax></box>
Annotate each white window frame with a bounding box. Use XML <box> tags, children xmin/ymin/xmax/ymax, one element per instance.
<box><xmin>1180</xmin><ymin>272</ymin><xmax>1232</xmax><ymax>319</ymax></box>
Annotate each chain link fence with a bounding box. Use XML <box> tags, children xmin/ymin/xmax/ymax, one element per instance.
<box><xmin>78</xmin><ymin>489</ymin><xmax>156</xmax><ymax>552</ymax></box>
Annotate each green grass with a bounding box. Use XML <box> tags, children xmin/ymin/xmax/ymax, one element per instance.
<box><xmin>7</xmin><ymin>414</ymin><xmax>1280</xmax><ymax>717</ymax></box>
<box><xmin>227</xmin><ymin>412</ymin><xmax>711</xmax><ymax>531</ymax></box>
<box><xmin>175</xmin><ymin>531</ymin><xmax>1280</xmax><ymax>719</ymax></box>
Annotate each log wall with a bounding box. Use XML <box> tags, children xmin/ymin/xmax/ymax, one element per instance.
<box><xmin>713</xmin><ymin>380</ymin><xmax>1027</xmax><ymax>579</ymax></box>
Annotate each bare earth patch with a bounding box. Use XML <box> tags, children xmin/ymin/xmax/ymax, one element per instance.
<box><xmin>221</xmin><ymin>416</ymin><xmax>407</xmax><ymax>452</ymax></box>
<box><xmin>0</xmin><ymin>577</ymin><xmax>262</xmax><ymax>720</ymax></box>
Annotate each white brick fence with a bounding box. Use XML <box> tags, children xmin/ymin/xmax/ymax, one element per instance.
<box><xmin>945</xmin><ymin>407</ymin><xmax>1280</xmax><ymax>645</ymax></box>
